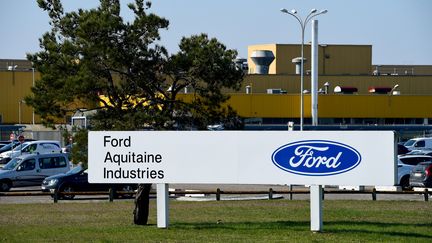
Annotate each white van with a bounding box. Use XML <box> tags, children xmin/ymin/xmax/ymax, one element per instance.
<box><xmin>404</xmin><ymin>137</ymin><xmax>432</xmax><ymax>151</ymax></box>
<box><xmin>0</xmin><ymin>140</ymin><xmax>62</xmax><ymax>164</ymax></box>
<box><xmin>0</xmin><ymin>153</ymin><xmax>71</xmax><ymax>191</ymax></box>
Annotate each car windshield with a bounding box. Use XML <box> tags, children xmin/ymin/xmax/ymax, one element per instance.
<box><xmin>65</xmin><ymin>165</ymin><xmax>83</xmax><ymax>175</ymax></box>
<box><xmin>0</xmin><ymin>142</ymin><xmax>17</xmax><ymax>153</ymax></box>
<box><xmin>404</xmin><ymin>140</ymin><xmax>416</xmax><ymax>146</ymax></box>
<box><xmin>2</xmin><ymin>157</ymin><xmax>23</xmax><ymax>170</ymax></box>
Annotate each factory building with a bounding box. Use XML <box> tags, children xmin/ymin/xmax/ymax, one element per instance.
<box><xmin>205</xmin><ymin>44</ymin><xmax>432</xmax><ymax>132</ymax></box>
<box><xmin>2</xmin><ymin>43</ymin><xmax>432</xmax><ymax>137</ymax></box>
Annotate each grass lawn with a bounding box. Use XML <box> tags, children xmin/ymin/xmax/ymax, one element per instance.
<box><xmin>0</xmin><ymin>199</ymin><xmax>431</xmax><ymax>242</ymax></box>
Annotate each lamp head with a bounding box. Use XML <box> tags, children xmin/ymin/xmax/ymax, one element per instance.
<box><xmin>291</xmin><ymin>9</ymin><xmax>297</xmax><ymax>14</ymax></box>
<box><xmin>310</xmin><ymin>9</ymin><xmax>317</xmax><ymax>14</ymax></box>
<box><xmin>280</xmin><ymin>8</ymin><xmax>288</xmax><ymax>13</ymax></box>
<box><xmin>320</xmin><ymin>9</ymin><xmax>328</xmax><ymax>14</ymax></box>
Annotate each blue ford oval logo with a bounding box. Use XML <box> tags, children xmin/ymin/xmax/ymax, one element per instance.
<box><xmin>272</xmin><ymin>140</ymin><xmax>361</xmax><ymax>176</ymax></box>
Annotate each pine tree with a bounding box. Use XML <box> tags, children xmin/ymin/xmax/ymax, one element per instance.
<box><xmin>27</xmin><ymin>0</ymin><xmax>243</xmax><ymax>225</ymax></box>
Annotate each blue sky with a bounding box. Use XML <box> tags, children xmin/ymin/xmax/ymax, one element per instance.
<box><xmin>1</xmin><ymin>0</ymin><xmax>431</xmax><ymax>65</ymax></box>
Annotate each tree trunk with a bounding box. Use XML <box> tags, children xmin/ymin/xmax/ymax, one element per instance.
<box><xmin>133</xmin><ymin>183</ymin><xmax>152</xmax><ymax>225</ymax></box>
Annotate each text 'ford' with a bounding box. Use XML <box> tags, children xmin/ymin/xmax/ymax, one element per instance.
<box><xmin>272</xmin><ymin>140</ymin><xmax>362</xmax><ymax>176</ymax></box>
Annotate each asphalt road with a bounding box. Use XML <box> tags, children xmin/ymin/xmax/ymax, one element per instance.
<box><xmin>0</xmin><ymin>185</ymin><xmax>430</xmax><ymax>204</ymax></box>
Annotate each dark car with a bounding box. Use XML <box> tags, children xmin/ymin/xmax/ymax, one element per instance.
<box><xmin>41</xmin><ymin>166</ymin><xmax>137</xmax><ymax>199</ymax></box>
<box><xmin>398</xmin><ymin>144</ymin><xmax>410</xmax><ymax>155</ymax></box>
<box><xmin>409</xmin><ymin>162</ymin><xmax>432</xmax><ymax>188</ymax></box>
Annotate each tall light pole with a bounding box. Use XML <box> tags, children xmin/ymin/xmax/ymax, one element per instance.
<box><xmin>31</xmin><ymin>67</ymin><xmax>35</xmax><ymax>125</ymax></box>
<box><xmin>280</xmin><ymin>8</ymin><xmax>327</xmax><ymax>130</ymax></box>
<box><xmin>388</xmin><ymin>84</ymin><xmax>400</xmax><ymax>107</ymax></box>
<box><xmin>18</xmin><ymin>100</ymin><xmax>25</xmax><ymax>124</ymax></box>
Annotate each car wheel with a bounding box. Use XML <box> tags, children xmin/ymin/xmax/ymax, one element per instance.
<box><xmin>0</xmin><ymin>181</ymin><xmax>11</xmax><ymax>192</ymax></box>
<box><xmin>60</xmin><ymin>185</ymin><xmax>75</xmax><ymax>200</ymax></box>
<box><xmin>400</xmin><ymin>176</ymin><xmax>411</xmax><ymax>190</ymax></box>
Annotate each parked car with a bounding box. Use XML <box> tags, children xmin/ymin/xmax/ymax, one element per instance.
<box><xmin>0</xmin><ymin>139</ymin><xmax>37</xmax><ymax>154</ymax></box>
<box><xmin>0</xmin><ymin>140</ymin><xmax>61</xmax><ymax>164</ymax></box>
<box><xmin>41</xmin><ymin>165</ymin><xmax>137</xmax><ymax>199</ymax></box>
<box><xmin>405</xmin><ymin>149</ymin><xmax>432</xmax><ymax>156</ymax></box>
<box><xmin>397</xmin><ymin>144</ymin><xmax>410</xmax><ymax>155</ymax></box>
<box><xmin>397</xmin><ymin>154</ymin><xmax>432</xmax><ymax>189</ymax></box>
<box><xmin>409</xmin><ymin>162</ymin><xmax>432</xmax><ymax>188</ymax></box>
<box><xmin>0</xmin><ymin>153</ymin><xmax>71</xmax><ymax>191</ymax></box>
<box><xmin>404</xmin><ymin>137</ymin><xmax>432</xmax><ymax>151</ymax></box>
<box><xmin>0</xmin><ymin>141</ymin><xmax>21</xmax><ymax>154</ymax></box>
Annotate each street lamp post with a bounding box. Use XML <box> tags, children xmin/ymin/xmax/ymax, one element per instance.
<box><xmin>390</xmin><ymin>84</ymin><xmax>399</xmax><ymax>95</ymax></box>
<box><xmin>388</xmin><ymin>84</ymin><xmax>400</xmax><ymax>107</ymax></box>
<box><xmin>280</xmin><ymin>8</ymin><xmax>328</xmax><ymax>233</ymax></box>
<box><xmin>18</xmin><ymin>100</ymin><xmax>25</xmax><ymax>124</ymax></box>
<box><xmin>31</xmin><ymin>67</ymin><xmax>35</xmax><ymax>125</ymax></box>
<box><xmin>280</xmin><ymin>8</ymin><xmax>327</xmax><ymax>130</ymax></box>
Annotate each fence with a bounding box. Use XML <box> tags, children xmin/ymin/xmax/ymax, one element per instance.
<box><xmin>0</xmin><ymin>188</ymin><xmax>430</xmax><ymax>203</ymax></box>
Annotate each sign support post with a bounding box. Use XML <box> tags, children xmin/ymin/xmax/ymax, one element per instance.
<box><xmin>310</xmin><ymin>185</ymin><xmax>323</xmax><ymax>232</ymax></box>
<box><xmin>157</xmin><ymin>183</ymin><xmax>169</xmax><ymax>228</ymax></box>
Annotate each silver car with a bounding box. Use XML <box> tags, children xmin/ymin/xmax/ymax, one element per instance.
<box><xmin>0</xmin><ymin>153</ymin><xmax>71</xmax><ymax>191</ymax></box>
<box><xmin>397</xmin><ymin>154</ymin><xmax>432</xmax><ymax>189</ymax></box>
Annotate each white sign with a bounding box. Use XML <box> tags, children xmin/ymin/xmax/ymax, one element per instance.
<box><xmin>88</xmin><ymin>131</ymin><xmax>396</xmax><ymax>186</ymax></box>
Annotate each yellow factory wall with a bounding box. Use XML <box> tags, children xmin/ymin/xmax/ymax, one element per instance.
<box><xmin>317</xmin><ymin>95</ymin><xmax>431</xmax><ymax>118</ymax></box>
<box><xmin>0</xmin><ymin>71</ymin><xmax>39</xmax><ymax>124</ymax></box>
<box><xmin>227</xmin><ymin>94</ymin><xmax>301</xmax><ymax>118</ymax></box>
<box><xmin>3</xmin><ymin>69</ymin><xmax>432</xmax><ymax>124</ymax></box>
<box><xmin>1</xmin><ymin>70</ymin><xmax>101</xmax><ymax>124</ymax></box>
<box><xmin>319</xmin><ymin>45</ymin><xmax>372</xmax><ymax>75</ymax></box>
<box><xmin>242</xmin><ymin>74</ymin><xmax>432</xmax><ymax>95</ymax></box>
<box><xmin>247</xmin><ymin>44</ymin><xmax>372</xmax><ymax>75</ymax></box>
<box><xmin>222</xmin><ymin>94</ymin><xmax>432</xmax><ymax>119</ymax></box>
